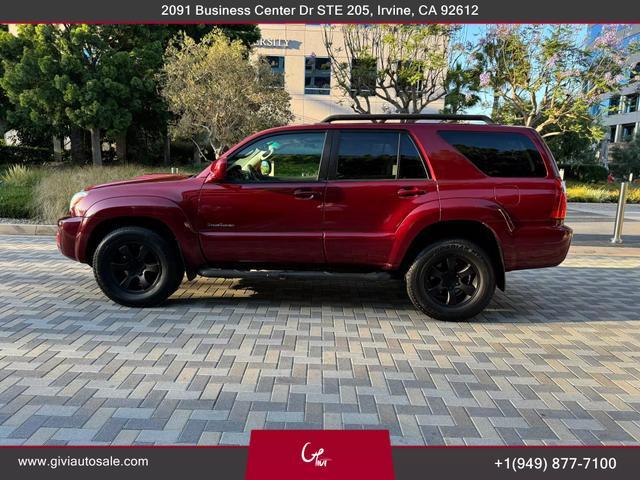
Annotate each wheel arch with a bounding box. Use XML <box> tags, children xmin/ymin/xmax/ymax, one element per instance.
<box><xmin>78</xmin><ymin>197</ymin><xmax>203</xmax><ymax>279</ymax></box>
<box><xmin>399</xmin><ymin>220</ymin><xmax>506</xmax><ymax>291</ymax></box>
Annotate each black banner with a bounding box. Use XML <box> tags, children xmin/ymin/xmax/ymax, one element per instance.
<box><xmin>1</xmin><ymin>446</ymin><xmax>640</xmax><ymax>479</ymax></box>
<box><xmin>0</xmin><ymin>0</ymin><xmax>637</xmax><ymax>23</ymax></box>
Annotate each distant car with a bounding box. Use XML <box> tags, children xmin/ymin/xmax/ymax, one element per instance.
<box><xmin>57</xmin><ymin>114</ymin><xmax>572</xmax><ymax>321</ymax></box>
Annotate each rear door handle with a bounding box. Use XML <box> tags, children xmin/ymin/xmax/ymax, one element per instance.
<box><xmin>397</xmin><ymin>186</ymin><xmax>426</xmax><ymax>197</ymax></box>
<box><xmin>293</xmin><ymin>188</ymin><xmax>320</xmax><ymax>200</ymax></box>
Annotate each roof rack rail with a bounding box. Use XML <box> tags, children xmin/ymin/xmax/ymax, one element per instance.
<box><xmin>320</xmin><ymin>113</ymin><xmax>495</xmax><ymax>124</ymax></box>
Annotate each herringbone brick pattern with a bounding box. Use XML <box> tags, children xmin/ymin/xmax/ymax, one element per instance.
<box><xmin>1</xmin><ymin>236</ymin><xmax>640</xmax><ymax>446</ymax></box>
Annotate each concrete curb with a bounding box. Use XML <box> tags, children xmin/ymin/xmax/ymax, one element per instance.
<box><xmin>0</xmin><ymin>224</ymin><xmax>57</xmax><ymax>236</ymax></box>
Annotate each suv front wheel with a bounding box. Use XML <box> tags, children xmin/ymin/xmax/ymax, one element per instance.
<box><xmin>92</xmin><ymin>227</ymin><xmax>184</xmax><ymax>307</ymax></box>
<box><xmin>406</xmin><ymin>239</ymin><xmax>495</xmax><ymax>321</ymax></box>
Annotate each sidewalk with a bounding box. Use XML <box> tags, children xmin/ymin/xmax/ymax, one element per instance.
<box><xmin>566</xmin><ymin>202</ymin><xmax>640</xmax><ymax>246</ymax></box>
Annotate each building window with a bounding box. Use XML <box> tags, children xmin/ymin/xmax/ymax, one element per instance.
<box><xmin>621</xmin><ymin>123</ymin><xmax>636</xmax><ymax>142</ymax></box>
<box><xmin>264</xmin><ymin>56</ymin><xmax>285</xmax><ymax>87</ymax></box>
<box><xmin>623</xmin><ymin>94</ymin><xmax>638</xmax><ymax>113</ymax></box>
<box><xmin>630</xmin><ymin>62</ymin><xmax>640</xmax><ymax>81</ymax></box>
<box><xmin>608</xmin><ymin>96</ymin><xmax>620</xmax><ymax>115</ymax></box>
<box><xmin>609</xmin><ymin>126</ymin><xmax>617</xmax><ymax>143</ymax></box>
<box><xmin>350</xmin><ymin>58</ymin><xmax>377</xmax><ymax>96</ymax></box>
<box><xmin>304</xmin><ymin>56</ymin><xmax>331</xmax><ymax>95</ymax></box>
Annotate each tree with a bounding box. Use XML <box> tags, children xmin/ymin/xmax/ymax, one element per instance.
<box><xmin>0</xmin><ymin>25</ymin><xmax>9</xmax><ymax>139</ymax></box>
<box><xmin>0</xmin><ymin>25</ymin><xmax>75</xmax><ymax>157</ymax></box>
<box><xmin>322</xmin><ymin>25</ymin><xmax>455</xmax><ymax>114</ymax></box>
<box><xmin>472</xmin><ymin>25</ymin><xmax>634</xmax><ymax>142</ymax></box>
<box><xmin>1</xmin><ymin>25</ymin><xmax>132</xmax><ymax>164</ymax></box>
<box><xmin>164</xmin><ymin>24</ymin><xmax>260</xmax><ymax>47</ymax></box>
<box><xmin>442</xmin><ymin>62</ymin><xmax>481</xmax><ymax>114</ymax></box>
<box><xmin>0</xmin><ymin>24</ymin><xmax>262</xmax><ymax>163</ymax></box>
<box><xmin>610</xmin><ymin>135</ymin><xmax>640</xmax><ymax>178</ymax></box>
<box><xmin>160</xmin><ymin>30</ymin><xmax>292</xmax><ymax>162</ymax></box>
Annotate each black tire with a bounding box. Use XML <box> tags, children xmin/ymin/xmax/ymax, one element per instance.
<box><xmin>93</xmin><ymin>227</ymin><xmax>184</xmax><ymax>307</ymax></box>
<box><xmin>405</xmin><ymin>239</ymin><xmax>495</xmax><ymax>321</ymax></box>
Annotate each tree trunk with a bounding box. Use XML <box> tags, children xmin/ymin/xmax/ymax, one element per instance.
<box><xmin>163</xmin><ymin>133</ymin><xmax>171</xmax><ymax>166</ymax></box>
<box><xmin>90</xmin><ymin>127</ymin><xmax>102</xmax><ymax>166</ymax></box>
<box><xmin>69</xmin><ymin>128</ymin><xmax>88</xmax><ymax>164</ymax></box>
<box><xmin>491</xmin><ymin>93</ymin><xmax>500</xmax><ymax>119</ymax></box>
<box><xmin>192</xmin><ymin>144</ymin><xmax>201</xmax><ymax>165</ymax></box>
<box><xmin>0</xmin><ymin>117</ymin><xmax>6</xmax><ymax>141</ymax></box>
<box><xmin>52</xmin><ymin>136</ymin><xmax>63</xmax><ymax>162</ymax></box>
<box><xmin>115</xmin><ymin>131</ymin><xmax>127</xmax><ymax>164</ymax></box>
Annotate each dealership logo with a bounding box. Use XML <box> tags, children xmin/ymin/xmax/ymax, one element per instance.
<box><xmin>301</xmin><ymin>442</ymin><xmax>331</xmax><ymax>467</ymax></box>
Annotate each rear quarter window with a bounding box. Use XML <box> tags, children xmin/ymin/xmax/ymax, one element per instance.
<box><xmin>438</xmin><ymin>131</ymin><xmax>547</xmax><ymax>178</ymax></box>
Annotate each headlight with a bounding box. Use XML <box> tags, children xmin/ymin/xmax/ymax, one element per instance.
<box><xmin>69</xmin><ymin>190</ymin><xmax>88</xmax><ymax>214</ymax></box>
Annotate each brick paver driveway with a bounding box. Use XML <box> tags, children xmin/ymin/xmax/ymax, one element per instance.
<box><xmin>1</xmin><ymin>235</ymin><xmax>640</xmax><ymax>446</ymax></box>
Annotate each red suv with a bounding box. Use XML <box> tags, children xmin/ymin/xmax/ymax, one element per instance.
<box><xmin>57</xmin><ymin>114</ymin><xmax>571</xmax><ymax>321</ymax></box>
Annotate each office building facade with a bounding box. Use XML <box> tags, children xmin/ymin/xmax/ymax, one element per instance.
<box><xmin>253</xmin><ymin>24</ymin><xmax>446</xmax><ymax>124</ymax></box>
<box><xmin>588</xmin><ymin>25</ymin><xmax>640</xmax><ymax>163</ymax></box>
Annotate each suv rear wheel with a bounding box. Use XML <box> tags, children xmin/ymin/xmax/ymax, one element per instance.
<box><xmin>406</xmin><ymin>239</ymin><xmax>495</xmax><ymax>321</ymax></box>
<box><xmin>92</xmin><ymin>227</ymin><xmax>184</xmax><ymax>307</ymax></box>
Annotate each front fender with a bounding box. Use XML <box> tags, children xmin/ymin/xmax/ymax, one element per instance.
<box><xmin>77</xmin><ymin>196</ymin><xmax>205</xmax><ymax>271</ymax></box>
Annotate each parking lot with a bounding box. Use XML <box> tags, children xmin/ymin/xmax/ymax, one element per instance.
<box><xmin>1</xmin><ymin>206</ymin><xmax>640</xmax><ymax>446</ymax></box>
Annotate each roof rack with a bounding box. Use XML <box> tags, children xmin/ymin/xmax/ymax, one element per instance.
<box><xmin>320</xmin><ymin>113</ymin><xmax>495</xmax><ymax>124</ymax></box>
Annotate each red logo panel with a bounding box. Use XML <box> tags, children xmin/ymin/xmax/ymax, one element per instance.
<box><xmin>246</xmin><ymin>430</ymin><xmax>395</xmax><ymax>480</ymax></box>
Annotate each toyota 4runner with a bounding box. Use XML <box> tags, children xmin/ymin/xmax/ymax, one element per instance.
<box><xmin>57</xmin><ymin>114</ymin><xmax>572</xmax><ymax>321</ymax></box>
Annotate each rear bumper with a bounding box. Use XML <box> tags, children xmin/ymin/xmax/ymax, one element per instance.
<box><xmin>56</xmin><ymin>216</ymin><xmax>83</xmax><ymax>261</ymax></box>
<box><xmin>507</xmin><ymin>223</ymin><xmax>573</xmax><ymax>271</ymax></box>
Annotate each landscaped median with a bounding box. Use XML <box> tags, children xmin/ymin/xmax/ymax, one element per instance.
<box><xmin>566</xmin><ymin>180</ymin><xmax>640</xmax><ymax>203</ymax></box>
<box><xmin>0</xmin><ymin>164</ymin><xmax>201</xmax><ymax>228</ymax></box>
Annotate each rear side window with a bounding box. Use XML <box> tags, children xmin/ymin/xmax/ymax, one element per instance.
<box><xmin>398</xmin><ymin>133</ymin><xmax>428</xmax><ymax>179</ymax></box>
<box><xmin>335</xmin><ymin>131</ymin><xmax>428</xmax><ymax>180</ymax></box>
<box><xmin>438</xmin><ymin>131</ymin><xmax>547</xmax><ymax>177</ymax></box>
<box><xmin>336</xmin><ymin>131</ymin><xmax>397</xmax><ymax>180</ymax></box>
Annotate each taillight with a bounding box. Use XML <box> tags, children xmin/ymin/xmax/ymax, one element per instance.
<box><xmin>551</xmin><ymin>178</ymin><xmax>567</xmax><ymax>221</ymax></box>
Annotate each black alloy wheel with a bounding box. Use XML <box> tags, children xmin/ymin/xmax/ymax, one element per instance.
<box><xmin>93</xmin><ymin>227</ymin><xmax>184</xmax><ymax>307</ymax></box>
<box><xmin>405</xmin><ymin>239</ymin><xmax>496</xmax><ymax>321</ymax></box>
<box><xmin>108</xmin><ymin>242</ymin><xmax>162</xmax><ymax>293</ymax></box>
<box><xmin>422</xmin><ymin>254</ymin><xmax>479</xmax><ymax>307</ymax></box>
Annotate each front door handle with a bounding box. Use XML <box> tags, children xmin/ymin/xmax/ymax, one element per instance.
<box><xmin>293</xmin><ymin>188</ymin><xmax>320</xmax><ymax>200</ymax></box>
<box><xmin>397</xmin><ymin>186</ymin><xmax>426</xmax><ymax>198</ymax></box>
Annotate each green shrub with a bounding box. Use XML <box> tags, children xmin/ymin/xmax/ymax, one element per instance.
<box><xmin>558</xmin><ymin>163</ymin><xmax>609</xmax><ymax>183</ymax></box>
<box><xmin>0</xmin><ymin>164</ymin><xmax>43</xmax><ymax>187</ymax></box>
<box><xmin>0</xmin><ymin>144</ymin><xmax>53</xmax><ymax>166</ymax></box>
<box><xmin>565</xmin><ymin>182</ymin><xmax>640</xmax><ymax>203</ymax></box>
<box><xmin>0</xmin><ymin>184</ymin><xmax>33</xmax><ymax>218</ymax></box>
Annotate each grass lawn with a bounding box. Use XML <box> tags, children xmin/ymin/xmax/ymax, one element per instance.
<box><xmin>0</xmin><ymin>183</ymin><xmax>33</xmax><ymax>218</ymax></box>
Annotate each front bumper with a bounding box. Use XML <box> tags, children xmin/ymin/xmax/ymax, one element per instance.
<box><xmin>56</xmin><ymin>216</ymin><xmax>83</xmax><ymax>261</ymax></box>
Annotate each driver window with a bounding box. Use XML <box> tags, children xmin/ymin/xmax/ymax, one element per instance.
<box><xmin>226</xmin><ymin>132</ymin><xmax>326</xmax><ymax>183</ymax></box>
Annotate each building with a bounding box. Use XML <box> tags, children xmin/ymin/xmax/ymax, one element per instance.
<box><xmin>253</xmin><ymin>24</ymin><xmax>446</xmax><ymax>124</ymax></box>
<box><xmin>587</xmin><ymin>25</ymin><xmax>640</xmax><ymax>163</ymax></box>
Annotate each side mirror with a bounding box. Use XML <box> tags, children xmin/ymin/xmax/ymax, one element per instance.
<box><xmin>260</xmin><ymin>159</ymin><xmax>272</xmax><ymax>176</ymax></box>
<box><xmin>206</xmin><ymin>157</ymin><xmax>227</xmax><ymax>183</ymax></box>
